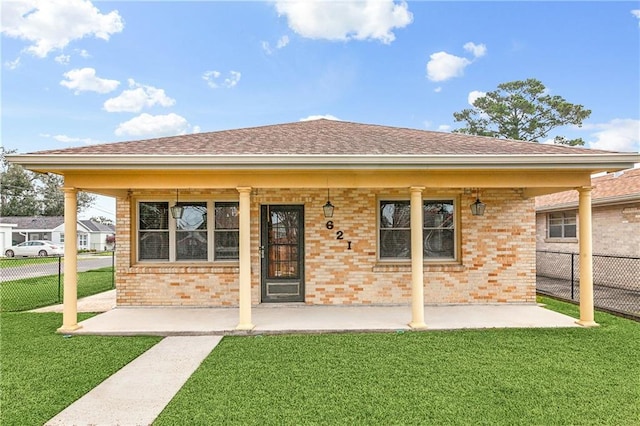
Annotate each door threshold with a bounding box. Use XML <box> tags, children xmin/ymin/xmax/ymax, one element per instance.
<box><xmin>258</xmin><ymin>302</ymin><xmax>307</xmax><ymax>308</ymax></box>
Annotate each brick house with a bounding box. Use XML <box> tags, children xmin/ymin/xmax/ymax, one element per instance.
<box><xmin>9</xmin><ymin>120</ymin><xmax>639</xmax><ymax>332</ymax></box>
<box><xmin>536</xmin><ymin>167</ymin><xmax>640</xmax><ymax>257</ymax></box>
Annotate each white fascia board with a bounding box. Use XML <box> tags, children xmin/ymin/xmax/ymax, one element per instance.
<box><xmin>8</xmin><ymin>153</ymin><xmax>640</xmax><ymax>171</ymax></box>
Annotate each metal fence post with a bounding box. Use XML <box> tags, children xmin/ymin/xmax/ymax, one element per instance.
<box><xmin>111</xmin><ymin>250</ymin><xmax>115</xmax><ymax>289</ymax></box>
<box><xmin>570</xmin><ymin>253</ymin><xmax>575</xmax><ymax>300</ymax></box>
<box><xmin>57</xmin><ymin>255</ymin><xmax>62</xmax><ymax>302</ymax></box>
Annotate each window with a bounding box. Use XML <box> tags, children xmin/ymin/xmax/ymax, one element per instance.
<box><xmin>139</xmin><ymin>201</ymin><xmax>169</xmax><ymax>260</ymax></box>
<box><xmin>548</xmin><ymin>212</ymin><xmax>576</xmax><ymax>238</ymax></box>
<box><xmin>176</xmin><ymin>202</ymin><xmax>208</xmax><ymax>260</ymax></box>
<box><xmin>214</xmin><ymin>202</ymin><xmax>239</xmax><ymax>260</ymax></box>
<box><xmin>60</xmin><ymin>233</ymin><xmax>65</xmax><ymax>243</ymax></box>
<box><xmin>78</xmin><ymin>234</ymin><xmax>88</xmax><ymax>248</ymax></box>
<box><xmin>379</xmin><ymin>199</ymin><xmax>456</xmax><ymax>261</ymax></box>
<box><xmin>137</xmin><ymin>200</ymin><xmax>239</xmax><ymax>262</ymax></box>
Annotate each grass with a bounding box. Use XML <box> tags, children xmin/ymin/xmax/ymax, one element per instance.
<box><xmin>156</xmin><ymin>298</ymin><xmax>640</xmax><ymax>425</ymax></box>
<box><xmin>0</xmin><ymin>257</ymin><xmax>61</xmax><ymax>268</ymax></box>
<box><xmin>0</xmin><ymin>312</ymin><xmax>161</xmax><ymax>426</ymax></box>
<box><xmin>0</xmin><ymin>267</ymin><xmax>114</xmax><ymax>312</ymax></box>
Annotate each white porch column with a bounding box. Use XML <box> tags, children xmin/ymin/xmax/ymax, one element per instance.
<box><xmin>409</xmin><ymin>186</ymin><xmax>427</xmax><ymax>329</ymax></box>
<box><xmin>58</xmin><ymin>188</ymin><xmax>81</xmax><ymax>333</ymax></box>
<box><xmin>236</xmin><ymin>187</ymin><xmax>255</xmax><ymax>330</ymax></box>
<box><xmin>577</xmin><ymin>186</ymin><xmax>598</xmax><ymax>327</ymax></box>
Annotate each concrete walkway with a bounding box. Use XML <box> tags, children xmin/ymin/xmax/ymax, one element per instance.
<box><xmin>31</xmin><ymin>289</ymin><xmax>116</xmax><ymax>313</ymax></box>
<box><xmin>46</xmin><ymin>336</ymin><xmax>222</xmax><ymax>426</ymax></box>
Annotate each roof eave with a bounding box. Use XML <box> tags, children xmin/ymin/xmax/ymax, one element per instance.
<box><xmin>8</xmin><ymin>153</ymin><xmax>640</xmax><ymax>172</ymax></box>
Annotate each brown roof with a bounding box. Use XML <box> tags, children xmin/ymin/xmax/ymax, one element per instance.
<box><xmin>30</xmin><ymin>119</ymin><xmax>613</xmax><ymax>156</ymax></box>
<box><xmin>536</xmin><ymin>167</ymin><xmax>640</xmax><ymax>209</ymax></box>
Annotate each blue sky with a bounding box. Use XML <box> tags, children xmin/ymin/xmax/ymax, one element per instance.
<box><xmin>2</xmin><ymin>1</ymin><xmax>640</xmax><ymax>218</ymax></box>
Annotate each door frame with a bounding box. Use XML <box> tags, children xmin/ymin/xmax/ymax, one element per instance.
<box><xmin>260</xmin><ymin>204</ymin><xmax>305</xmax><ymax>303</ymax></box>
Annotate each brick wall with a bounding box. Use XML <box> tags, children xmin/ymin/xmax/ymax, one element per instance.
<box><xmin>536</xmin><ymin>201</ymin><xmax>640</xmax><ymax>256</ymax></box>
<box><xmin>116</xmin><ymin>188</ymin><xmax>536</xmax><ymax>306</ymax></box>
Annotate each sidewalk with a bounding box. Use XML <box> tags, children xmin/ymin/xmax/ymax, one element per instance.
<box><xmin>30</xmin><ymin>289</ymin><xmax>116</xmax><ymax>313</ymax></box>
<box><xmin>46</xmin><ymin>336</ymin><xmax>222</xmax><ymax>426</ymax></box>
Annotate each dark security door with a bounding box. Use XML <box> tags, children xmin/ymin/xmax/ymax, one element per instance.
<box><xmin>261</xmin><ymin>205</ymin><xmax>304</xmax><ymax>303</ymax></box>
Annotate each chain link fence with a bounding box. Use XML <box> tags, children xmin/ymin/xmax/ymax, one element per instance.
<box><xmin>0</xmin><ymin>252</ymin><xmax>115</xmax><ymax>312</ymax></box>
<box><xmin>537</xmin><ymin>250</ymin><xmax>640</xmax><ymax>320</ymax></box>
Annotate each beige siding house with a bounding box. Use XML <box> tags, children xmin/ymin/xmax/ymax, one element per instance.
<box><xmin>9</xmin><ymin>119</ymin><xmax>639</xmax><ymax>332</ymax></box>
<box><xmin>536</xmin><ymin>167</ymin><xmax>640</xmax><ymax>256</ymax></box>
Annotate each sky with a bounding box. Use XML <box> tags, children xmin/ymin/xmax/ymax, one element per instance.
<box><xmin>2</xmin><ymin>0</ymin><xmax>640</xmax><ymax>220</ymax></box>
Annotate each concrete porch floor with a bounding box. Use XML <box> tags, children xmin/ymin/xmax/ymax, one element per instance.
<box><xmin>67</xmin><ymin>302</ymin><xmax>579</xmax><ymax>336</ymax></box>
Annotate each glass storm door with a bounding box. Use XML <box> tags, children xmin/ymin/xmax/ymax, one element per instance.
<box><xmin>261</xmin><ymin>205</ymin><xmax>305</xmax><ymax>303</ymax></box>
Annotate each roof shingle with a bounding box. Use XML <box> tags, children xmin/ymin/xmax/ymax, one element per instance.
<box><xmin>30</xmin><ymin>119</ymin><xmax>615</xmax><ymax>157</ymax></box>
<box><xmin>535</xmin><ymin>168</ymin><xmax>640</xmax><ymax>209</ymax></box>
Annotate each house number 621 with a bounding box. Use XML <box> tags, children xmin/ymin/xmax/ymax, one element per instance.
<box><xmin>326</xmin><ymin>221</ymin><xmax>352</xmax><ymax>250</ymax></box>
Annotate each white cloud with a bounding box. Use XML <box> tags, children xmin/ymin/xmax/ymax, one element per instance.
<box><xmin>77</xmin><ymin>49</ymin><xmax>90</xmax><ymax>58</ymax></box>
<box><xmin>437</xmin><ymin>124</ymin><xmax>451</xmax><ymax>132</ymax></box>
<box><xmin>468</xmin><ymin>90</ymin><xmax>486</xmax><ymax>106</ymax></box>
<box><xmin>426</xmin><ymin>52</ymin><xmax>471</xmax><ymax>82</ymax></box>
<box><xmin>274</xmin><ymin>0</ymin><xmax>412</xmax><ymax>44</ymax></box>
<box><xmin>426</xmin><ymin>41</ymin><xmax>486</xmax><ymax>82</ymax></box>
<box><xmin>434</xmin><ymin>86</ymin><xmax>442</xmax><ymax>93</ymax></box>
<box><xmin>55</xmin><ymin>54</ymin><xmax>70</xmax><ymax>64</ymax></box>
<box><xmin>263</xmin><ymin>34</ymin><xmax>290</xmax><ymax>54</ymax></box>
<box><xmin>60</xmin><ymin>67</ymin><xmax>120</xmax><ymax>94</ymax></box>
<box><xmin>1</xmin><ymin>0</ymin><xmax>124</xmax><ymax>58</ymax></box>
<box><xmin>203</xmin><ymin>70</ymin><xmax>241</xmax><ymax>89</ymax></box>
<box><xmin>41</xmin><ymin>133</ymin><xmax>101</xmax><ymax>145</ymax></box>
<box><xmin>115</xmin><ymin>113</ymin><xmax>191</xmax><ymax>137</ymax></box>
<box><xmin>277</xmin><ymin>35</ymin><xmax>290</xmax><ymax>49</ymax></box>
<box><xmin>299</xmin><ymin>114</ymin><xmax>341</xmax><ymax>121</ymax></box>
<box><xmin>584</xmin><ymin>119</ymin><xmax>640</xmax><ymax>152</ymax></box>
<box><xmin>463</xmin><ymin>42</ymin><xmax>487</xmax><ymax>58</ymax></box>
<box><xmin>104</xmin><ymin>79</ymin><xmax>175</xmax><ymax>112</ymax></box>
<box><xmin>632</xmin><ymin>9</ymin><xmax>640</xmax><ymax>25</ymax></box>
<box><xmin>4</xmin><ymin>57</ymin><xmax>21</xmax><ymax>70</ymax></box>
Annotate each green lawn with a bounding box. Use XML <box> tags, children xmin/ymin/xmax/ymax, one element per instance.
<box><xmin>1</xmin><ymin>299</ymin><xmax>637</xmax><ymax>425</ymax></box>
<box><xmin>156</xmin><ymin>298</ymin><xmax>640</xmax><ymax>425</ymax></box>
<box><xmin>1</xmin><ymin>267</ymin><xmax>114</xmax><ymax>312</ymax></box>
<box><xmin>0</xmin><ymin>257</ymin><xmax>61</xmax><ymax>268</ymax></box>
<box><xmin>0</xmin><ymin>312</ymin><xmax>161</xmax><ymax>426</ymax></box>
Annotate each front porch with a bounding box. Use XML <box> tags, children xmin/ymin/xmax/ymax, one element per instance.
<box><xmin>64</xmin><ymin>302</ymin><xmax>578</xmax><ymax>336</ymax></box>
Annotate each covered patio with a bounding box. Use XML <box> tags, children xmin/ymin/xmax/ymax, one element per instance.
<box><xmin>46</xmin><ymin>290</ymin><xmax>578</xmax><ymax>336</ymax></box>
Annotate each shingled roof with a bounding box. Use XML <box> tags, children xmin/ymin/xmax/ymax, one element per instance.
<box><xmin>30</xmin><ymin>119</ymin><xmax>610</xmax><ymax>156</ymax></box>
<box><xmin>536</xmin><ymin>167</ymin><xmax>640</xmax><ymax>210</ymax></box>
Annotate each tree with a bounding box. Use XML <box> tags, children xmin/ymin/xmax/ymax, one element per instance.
<box><xmin>453</xmin><ymin>78</ymin><xmax>591</xmax><ymax>145</ymax></box>
<box><xmin>1</xmin><ymin>148</ymin><xmax>96</xmax><ymax>216</ymax></box>
<box><xmin>91</xmin><ymin>216</ymin><xmax>115</xmax><ymax>226</ymax></box>
<box><xmin>0</xmin><ymin>161</ymin><xmax>40</xmax><ymax>216</ymax></box>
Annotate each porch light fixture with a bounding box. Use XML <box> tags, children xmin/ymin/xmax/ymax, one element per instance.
<box><xmin>470</xmin><ymin>189</ymin><xmax>486</xmax><ymax>216</ymax></box>
<box><xmin>170</xmin><ymin>189</ymin><xmax>184</xmax><ymax>219</ymax></box>
<box><xmin>323</xmin><ymin>188</ymin><xmax>335</xmax><ymax>218</ymax></box>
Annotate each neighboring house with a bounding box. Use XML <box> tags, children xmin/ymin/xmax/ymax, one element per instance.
<box><xmin>0</xmin><ymin>216</ymin><xmax>115</xmax><ymax>252</ymax></box>
<box><xmin>0</xmin><ymin>222</ymin><xmax>16</xmax><ymax>257</ymax></box>
<box><xmin>536</xmin><ymin>168</ymin><xmax>640</xmax><ymax>257</ymax></box>
<box><xmin>9</xmin><ymin>119</ymin><xmax>639</xmax><ymax>332</ymax></box>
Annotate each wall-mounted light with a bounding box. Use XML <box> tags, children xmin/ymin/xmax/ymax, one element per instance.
<box><xmin>170</xmin><ymin>189</ymin><xmax>184</xmax><ymax>219</ymax></box>
<box><xmin>470</xmin><ymin>189</ymin><xmax>486</xmax><ymax>216</ymax></box>
<box><xmin>323</xmin><ymin>188</ymin><xmax>335</xmax><ymax>218</ymax></box>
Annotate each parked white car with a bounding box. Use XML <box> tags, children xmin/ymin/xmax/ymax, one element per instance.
<box><xmin>4</xmin><ymin>240</ymin><xmax>64</xmax><ymax>257</ymax></box>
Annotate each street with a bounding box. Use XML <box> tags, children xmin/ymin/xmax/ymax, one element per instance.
<box><xmin>1</xmin><ymin>256</ymin><xmax>113</xmax><ymax>282</ymax></box>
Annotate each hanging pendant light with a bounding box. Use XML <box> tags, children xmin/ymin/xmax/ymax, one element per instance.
<box><xmin>470</xmin><ymin>189</ymin><xmax>486</xmax><ymax>216</ymax></box>
<box><xmin>170</xmin><ymin>189</ymin><xmax>184</xmax><ymax>219</ymax></box>
<box><xmin>323</xmin><ymin>188</ymin><xmax>335</xmax><ymax>218</ymax></box>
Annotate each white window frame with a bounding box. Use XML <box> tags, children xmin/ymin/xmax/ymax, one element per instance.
<box><xmin>378</xmin><ymin>197</ymin><xmax>458</xmax><ymax>262</ymax></box>
<box><xmin>136</xmin><ymin>199</ymin><xmax>240</xmax><ymax>263</ymax></box>
<box><xmin>547</xmin><ymin>211</ymin><xmax>577</xmax><ymax>239</ymax></box>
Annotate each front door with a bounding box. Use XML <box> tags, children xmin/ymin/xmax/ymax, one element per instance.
<box><xmin>261</xmin><ymin>205</ymin><xmax>304</xmax><ymax>303</ymax></box>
